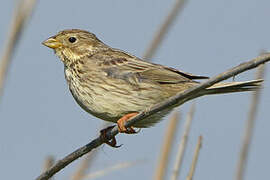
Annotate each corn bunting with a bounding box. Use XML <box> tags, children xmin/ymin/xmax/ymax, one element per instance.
<box><xmin>42</xmin><ymin>29</ymin><xmax>262</xmax><ymax>137</ymax></box>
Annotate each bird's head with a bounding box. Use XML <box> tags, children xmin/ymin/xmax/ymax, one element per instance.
<box><xmin>42</xmin><ymin>29</ymin><xmax>108</xmax><ymax>66</ymax></box>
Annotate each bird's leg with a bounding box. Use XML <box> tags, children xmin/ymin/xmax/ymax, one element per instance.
<box><xmin>117</xmin><ymin>112</ymin><xmax>139</xmax><ymax>134</ymax></box>
<box><xmin>100</xmin><ymin>125</ymin><xmax>122</xmax><ymax>148</ymax></box>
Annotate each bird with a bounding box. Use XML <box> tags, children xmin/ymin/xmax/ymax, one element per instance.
<box><xmin>42</xmin><ymin>29</ymin><xmax>262</xmax><ymax>141</ymax></box>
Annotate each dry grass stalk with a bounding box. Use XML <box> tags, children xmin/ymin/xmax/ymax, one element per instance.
<box><xmin>42</xmin><ymin>156</ymin><xmax>54</xmax><ymax>180</ymax></box>
<box><xmin>71</xmin><ymin>122</ymin><xmax>111</xmax><ymax>180</ymax></box>
<box><xmin>0</xmin><ymin>0</ymin><xmax>37</xmax><ymax>99</ymax></box>
<box><xmin>43</xmin><ymin>156</ymin><xmax>54</xmax><ymax>172</ymax></box>
<box><xmin>171</xmin><ymin>103</ymin><xmax>195</xmax><ymax>180</ymax></box>
<box><xmin>82</xmin><ymin>160</ymin><xmax>143</xmax><ymax>180</ymax></box>
<box><xmin>235</xmin><ymin>64</ymin><xmax>266</xmax><ymax>180</ymax></box>
<box><xmin>153</xmin><ymin>112</ymin><xmax>181</xmax><ymax>180</ymax></box>
<box><xmin>143</xmin><ymin>0</ymin><xmax>188</xmax><ymax>60</ymax></box>
<box><xmin>70</xmin><ymin>151</ymin><xmax>97</xmax><ymax>180</ymax></box>
<box><xmin>186</xmin><ymin>136</ymin><xmax>202</xmax><ymax>180</ymax></box>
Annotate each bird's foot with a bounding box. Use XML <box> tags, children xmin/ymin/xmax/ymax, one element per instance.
<box><xmin>100</xmin><ymin>125</ymin><xmax>122</xmax><ymax>148</ymax></box>
<box><xmin>100</xmin><ymin>112</ymin><xmax>140</xmax><ymax>147</ymax></box>
<box><xmin>117</xmin><ymin>112</ymin><xmax>139</xmax><ymax>134</ymax></box>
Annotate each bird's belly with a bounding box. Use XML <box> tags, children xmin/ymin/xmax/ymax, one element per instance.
<box><xmin>66</xmin><ymin>75</ymin><xmax>165</xmax><ymax>124</ymax></box>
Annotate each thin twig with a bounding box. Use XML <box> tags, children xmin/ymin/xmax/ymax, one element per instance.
<box><xmin>235</xmin><ymin>64</ymin><xmax>266</xmax><ymax>180</ymax></box>
<box><xmin>186</xmin><ymin>136</ymin><xmax>202</xmax><ymax>180</ymax></box>
<box><xmin>82</xmin><ymin>160</ymin><xmax>143</xmax><ymax>180</ymax></box>
<box><xmin>171</xmin><ymin>103</ymin><xmax>195</xmax><ymax>180</ymax></box>
<box><xmin>143</xmin><ymin>0</ymin><xmax>188</xmax><ymax>60</ymax></box>
<box><xmin>36</xmin><ymin>53</ymin><xmax>270</xmax><ymax>180</ymax></box>
<box><xmin>153</xmin><ymin>112</ymin><xmax>181</xmax><ymax>180</ymax></box>
<box><xmin>0</xmin><ymin>0</ymin><xmax>37</xmax><ymax>100</ymax></box>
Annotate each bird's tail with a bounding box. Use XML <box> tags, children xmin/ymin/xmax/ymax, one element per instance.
<box><xmin>203</xmin><ymin>79</ymin><xmax>263</xmax><ymax>95</ymax></box>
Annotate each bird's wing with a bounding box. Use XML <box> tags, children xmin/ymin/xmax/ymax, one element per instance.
<box><xmin>94</xmin><ymin>49</ymin><xmax>208</xmax><ymax>84</ymax></box>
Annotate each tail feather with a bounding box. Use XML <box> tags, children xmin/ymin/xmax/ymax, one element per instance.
<box><xmin>204</xmin><ymin>79</ymin><xmax>263</xmax><ymax>95</ymax></box>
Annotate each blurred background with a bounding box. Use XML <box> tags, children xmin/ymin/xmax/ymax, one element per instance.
<box><xmin>0</xmin><ymin>0</ymin><xmax>269</xmax><ymax>179</ymax></box>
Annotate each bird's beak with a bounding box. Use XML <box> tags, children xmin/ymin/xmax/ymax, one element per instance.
<box><xmin>42</xmin><ymin>37</ymin><xmax>62</xmax><ymax>49</ymax></box>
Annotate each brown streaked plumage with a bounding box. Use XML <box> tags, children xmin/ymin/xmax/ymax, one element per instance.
<box><xmin>42</xmin><ymin>29</ymin><xmax>262</xmax><ymax>132</ymax></box>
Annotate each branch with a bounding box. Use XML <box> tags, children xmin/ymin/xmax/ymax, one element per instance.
<box><xmin>235</xmin><ymin>64</ymin><xmax>266</xmax><ymax>180</ymax></box>
<box><xmin>36</xmin><ymin>53</ymin><xmax>270</xmax><ymax>180</ymax></box>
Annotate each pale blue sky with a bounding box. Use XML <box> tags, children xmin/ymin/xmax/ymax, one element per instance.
<box><xmin>0</xmin><ymin>0</ymin><xmax>269</xmax><ymax>179</ymax></box>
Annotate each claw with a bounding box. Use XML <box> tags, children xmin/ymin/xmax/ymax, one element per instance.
<box><xmin>100</xmin><ymin>126</ymin><xmax>122</xmax><ymax>148</ymax></box>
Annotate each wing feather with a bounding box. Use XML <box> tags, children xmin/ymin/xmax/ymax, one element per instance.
<box><xmin>94</xmin><ymin>49</ymin><xmax>208</xmax><ymax>84</ymax></box>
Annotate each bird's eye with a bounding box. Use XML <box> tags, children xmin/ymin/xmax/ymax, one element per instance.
<box><xmin>68</xmin><ymin>37</ymin><xmax>77</xmax><ymax>43</ymax></box>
